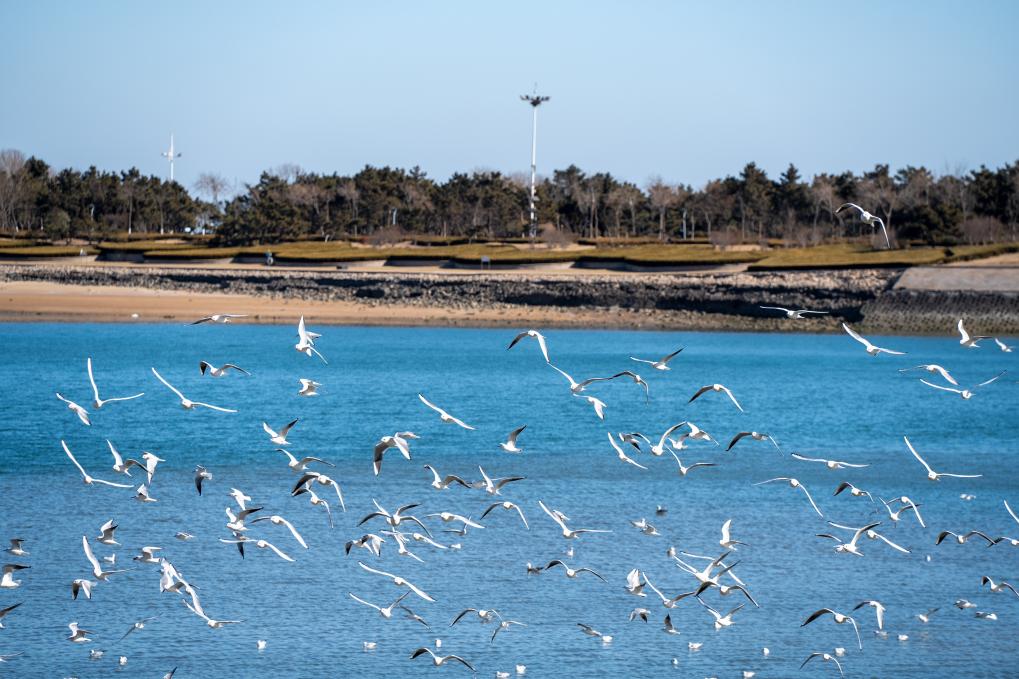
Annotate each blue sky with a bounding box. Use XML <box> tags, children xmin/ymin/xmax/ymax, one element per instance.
<box><xmin>1</xmin><ymin>1</ymin><xmax>1016</xmax><ymax>192</ymax></box>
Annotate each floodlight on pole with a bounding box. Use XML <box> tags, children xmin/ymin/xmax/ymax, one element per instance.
<box><xmin>520</xmin><ymin>86</ymin><xmax>549</xmax><ymax>239</ymax></box>
<box><xmin>161</xmin><ymin>133</ymin><xmax>181</xmax><ymax>183</ymax></box>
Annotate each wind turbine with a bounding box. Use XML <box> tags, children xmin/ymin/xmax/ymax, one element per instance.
<box><xmin>161</xmin><ymin>134</ymin><xmax>181</xmax><ymax>182</ymax></box>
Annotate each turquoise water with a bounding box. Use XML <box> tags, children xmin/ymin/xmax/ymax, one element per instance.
<box><xmin>0</xmin><ymin>322</ymin><xmax>1017</xmax><ymax>677</ymax></box>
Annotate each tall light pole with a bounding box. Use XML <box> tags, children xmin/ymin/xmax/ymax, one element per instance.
<box><xmin>520</xmin><ymin>86</ymin><xmax>549</xmax><ymax>239</ymax></box>
<box><xmin>161</xmin><ymin>133</ymin><xmax>181</xmax><ymax>183</ymax></box>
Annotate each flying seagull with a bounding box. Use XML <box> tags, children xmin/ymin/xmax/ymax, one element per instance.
<box><xmin>957</xmin><ymin>319</ymin><xmax>990</xmax><ymax>348</ymax></box>
<box><xmin>688</xmin><ymin>384</ymin><xmax>744</xmax><ymax>412</ymax></box>
<box><xmin>759</xmin><ymin>306</ymin><xmax>828</xmax><ymax>319</ymax></box>
<box><xmin>151</xmin><ymin>368</ymin><xmax>237</xmax><ymax>412</ymax></box>
<box><xmin>191</xmin><ymin>314</ymin><xmax>247</xmax><ymax>325</ymax></box>
<box><xmin>418</xmin><ymin>394</ymin><xmax>475</xmax><ymax>430</ymax></box>
<box><xmin>802</xmin><ymin>608</ymin><xmax>862</xmax><ymax>650</ymax></box>
<box><xmin>727</xmin><ymin>431</ymin><xmax>779</xmax><ymax>451</ymax></box>
<box><xmin>904</xmin><ymin>436</ymin><xmax>982</xmax><ymax>481</ymax></box>
<box><xmin>499</xmin><ymin>426</ymin><xmax>527</xmax><ymax>453</ymax></box>
<box><xmin>629</xmin><ymin>347</ymin><xmax>683</xmax><ymax>370</ymax></box>
<box><xmin>409</xmin><ymin>647</ymin><xmax>475</xmax><ymax>672</ymax></box>
<box><xmin>198</xmin><ymin>361</ymin><xmax>250</xmax><ymax>377</ymax></box>
<box><xmin>507</xmin><ymin>329</ymin><xmax>550</xmax><ymax>362</ymax></box>
<box><xmin>919</xmin><ymin>371</ymin><xmax>1006</xmax><ymax>400</ymax></box>
<box><xmin>56</xmin><ymin>392</ymin><xmax>91</xmax><ymax>426</ymax></box>
<box><xmin>263</xmin><ymin>419</ymin><xmax>299</xmax><ymax>446</ymax></box>
<box><xmin>755</xmin><ymin>477</ymin><xmax>823</xmax><ymax>517</ymax></box>
<box><xmin>899</xmin><ymin>364</ymin><xmax>958</xmax><ymax>386</ymax></box>
<box><xmin>842</xmin><ymin>323</ymin><xmax>905</xmax><ymax>356</ymax></box>
<box><xmin>835</xmin><ymin>202</ymin><xmax>890</xmax><ymax>248</ymax></box>
<box><xmin>62</xmin><ymin>441</ymin><xmax>132</xmax><ymax>488</ymax></box>
<box><xmin>88</xmin><ymin>357</ymin><xmax>144</xmax><ymax>407</ymax></box>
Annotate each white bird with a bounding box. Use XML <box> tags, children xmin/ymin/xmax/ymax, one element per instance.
<box><xmin>667</xmin><ymin>450</ymin><xmax>716</xmax><ymax>477</ymax></box>
<box><xmin>349</xmin><ymin>591</ymin><xmax>410</xmax><ymax>619</ymax></box>
<box><xmin>374</xmin><ymin>432</ymin><xmax>418</xmax><ymax>475</ymax></box>
<box><xmin>575</xmin><ymin>394</ymin><xmax>607</xmax><ymax>420</ymax></box>
<box><xmin>5</xmin><ymin>539</ymin><xmax>27</xmax><ymax>557</ymax></box>
<box><xmin>423</xmin><ymin>465</ymin><xmax>472</xmax><ymax>491</ymax></box>
<box><xmin>82</xmin><ymin>535</ymin><xmax>128</xmax><ymax>581</ymax></box>
<box><xmin>801</xmin><ymin>652</ymin><xmax>844</xmax><ymax>678</ymax></box>
<box><xmin>791</xmin><ymin>453</ymin><xmax>869</xmax><ymax>470</ymax></box>
<box><xmin>975</xmin><ymin>611</ymin><xmax>998</xmax><ymax>620</ymax></box>
<box><xmin>219</xmin><ymin>537</ymin><xmax>294</xmax><ymax>562</ymax></box>
<box><xmin>904</xmin><ymin>436</ymin><xmax>982</xmax><ymax>481</ymax></box>
<box><xmin>719</xmin><ymin>520</ymin><xmax>747</xmax><ymax>550</ymax></box>
<box><xmin>292</xmin><ymin>471</ymin><xmax>346</xmax><ymax>511</ymax></box>
<box><xmin>67</xmin><ymin>621</ymin><xmax>94</xmax><ymax>643</ymax></box>
<box><xmin>759</xmin><ymin>306</ymin><xmax>829</xmax><ymax>319</ymax></box>
<box><xmin>251</xmin><ymin>515</ymin><xmax>308</xmax><ymax>549</ymax></box>
<box><xmin>134</xmin><ymin>484</ymin><xmax>157</xmax><ymax>503</ymax></box>
<box><xmin>727</xmin><ymin>431</ymin><xmax>779</xmax><ymax>452</ymax></box>
<box><xmin>418</xmin><ymin>394</ymin><xmax>475</xmax><ymax>430</ymax></box>
<box><xmin>577</xmin><ymin>623</ymin><xmax>613</xmax><ymax>643</ymax></box>
<box><xmin>263</xmin><ymin>419</ymin><xmax>298</xmax><ymax>446</ymax></box>
<box><xmin>936</xmin><ymin>530</ymin><xmax>993</xmax><ymax>546</ymax></box>
<box><xmin>175</xmin><ymin>532</ymin><xmax>195</xmax><ymax>541</ymax></box>
<box><xmin>119</xmin><ymin>616</ymin><xmax>158</xmax><ymax>641</ymax></box>
<box><xmin>880</xmin><ymin>496</ymin><xmax>926</xmax><ymax>528</ymax></box>
<box><xmin>87</xmin><ymin>357</ymin><xmax>144</xmax><ymax>407</ymax></box>
<box><xmin>62</xmin><ymin>441</ymin><xmax>132</xmax><ymax>488</ymax></box>
<box><xmin>499</xmin><ymin>425</ymin><xmax>527</xmax><ymax>453</ymax></box>
<box><xmin>624</xmin><ymin>568</ymin><xmax>647</xmax><ymax>597</ymax></box>
<box><xmin>132</xmin><ymin>546</ymin><xmax>162</xmax><ymax>564</ymax></box>
<box><xmin>899</xmin><ymin>364</ymin><xmax>958</xmax><ymax>386</ymax></box>
<box><xmin>151</xmin><ymin>368</ymin><xmax>237</xmax><ymax>412</ymax></box>
<box><xmin>56</xmin><ymin>392</ymin><xmax>91</xmax><ymax>425</ymax></box>
<box><xmin>294</xmin><ymin>316</ymin><xmax>327</xmax><ymax>363</ymax></box>
<box><xmin>409</xmin><ymin>647</ymin><xmax>475</xmax><ymax>672</ymax></box>
<box><xmin>182</xmin><ymin>598</ymin><xmax>242</xmax><ymax>628</ymax></box>
<box><xmin>981</xmin><ymin>576</ymin><xmax>1019</xmax><ymax>597</ymax></box>
<box><xmin>835</xmin><ymin>202</ymin><xmax>890</xmax><ymax>248</ymax></box>
<box><xmin>277</xmin><ymin>449</ymin><xmax>334</xmax><ymax>474</ymax></box>
<box><xmin>755</xmin><ymin>477</ymin><xmax>823</xmax><ymax>517</ymax></box>
<box><xmin>663</xmin><ymin>613</ymin><xmax>680</xmax><ymax>635</ymax></box>
<box><xmin>957</xmin><ymin>319</ymin><xmax>990</xmax><ymax>348</ymax></box>
<box><xmin>106</xmin><ymin>440</ymin><xmax>140</xmax><ymax>477</ymax></box>
<box><xmin>198</xmin><ymin>361</ymin><xmax>250</xmax><ymax>377</ymax></box>
<box><xmin>0</xmin><ymin>564</ymin><xmax>29</xmax><ymax>590</ymax></box>
<box><xmin>919</xmin><ymin>371</ymin><xmax>1006</xmax><ymax>400</ymax></box>
<box><xmin>646</xmin><ymin>423</ymin><xmax>688</xmax><ymax>456</ymax></box>
<box><xmin>70</xmin><ymin>578</ymin><xmax>94</xmax><ymax>600</ymax></box>
<box><xmin>842</xmin><ymin>323</ymin><xmax>905</xmax><ymax>356</ymax></box>
<box><xmin>698</xmin><ymin>598</ymin><xmax>744</xmax><ymax>631</ymax></box>
<box><xmin>491</xmin><ymin>619</ymin><xmax>526</xmax><ymax>643</ymax></box>
<box><xmin>507</xmin><ymin>329</ymin><xmax>550</xmax><ymax>362</ymax></box>
<box><xmin>915</xmin><ymin>608</ymin><xmax>940</xmax><ymax>623</ymax></box>
<box><xmin>257</xmin><ymin>640</ymin><xmax>266</xmax><ymax>651</ymax></box>
<box><xmin>297</xmin><ymin>379</ymin><xmax>321</xmax><ymax>396</ymax></box>
<box><xmin>140</xmin><ymin>452</ymin><xmax>164</xmax><ymax>484</ymax></box>
<box><xmin>802</xmin><ymin>608</ymin><xmax>862</xmax><ymax>650</ymax></box>
<box><xmin>630</xmin><ymin>347</ymin><xmax>683</xmax><ymax>370</ymax></box>
<box><xmin>427</xmin><ymin>512</ymin><xmax>484</xmax><ymax>531</ymax></box>
<box><xmin>817</xmin><ymin>522</ymin><xmax>881</xmax><ymax>556</ymax></box>
<box><xmin>345</xmin><ymin>533</ymin><xmax>386</xmax><ymax>557</ymax></box>
<box><xmin>450</xmin><ymin>608</ymin><xmax>502</xmax><ymax>626</ymax></box>
<box><xmin>360</xmin><ymin>500</ymin><xmax>431</xmax><ymax>535</ymax></box>
<box><xmin>548</xmin><ymin>364</ymin><xmax>616</xmax><ymax>395</ymax></box>
<box><xmin>827</xmin><ymin>522</ymin><xmax>910</xmax><ymax>555</ymax></box>
<box><xmin>955</xmin><ymin>599</ymin><xmax>977</xmax><ymax>609</ymax></box>
<box><xmin>689</xmin><ymin>384</ymin><xmax>743</xmax><ymax>411</ymax></box>
<box><xmin>994</xmin><ymin>337</ymin><xmax>1013</xmax><ymax>353</ymax></box>
<box><xmin>853</xmin><ymin>600</ymin><xmax>885</xmax><ymax>631</ymax></box>
<box><xmin>538</xmin><ymin>500</ymin><xmax>610</xmax><ymax>539</ymax></box>
<box><xmin>303</xmin><ymin>489</ymin><xmax>333</xmax><ymax>528</ymax></box>
<box><xmin>675</xmin><ymin>421</ymin><xmax>717</xmax><ymax>446</ymax></box>
<box><xmin>477</xmin><ymin>465</ymin><xmax>525</xmax><ymax>495</ymax></box>
<box><xmin>358</xmin><ymin>562</ymin><xmax>435</xmax><ymax>602</ymax></box>
<box><xmin>543</xmin><ymin>559</ymin><xmax>607</xmax><ymax>582</ymax></box>
<box><xmin>833</xmin><ymin>482</ymin><xmax>874</xmax><ymax>502</ymax></box>
<box><xmin>0</xmin><ymin>652</ymin><xmax>24</xmax><ymax>663</ymax></box>
<box><xmin>194</xmin><ymin>465</ymin><xmax>212</xmax><ymax>495</ymax></box>
<box><xmin>225</xmin><ymin>505</ymin><xmax>263</xmax><ymax>533</ymax></box>
<box><xmin>191</xmin><ymin>314</ymin><xmax>247</xmax><ymax>325</ymax></box>
<box><xmin>229</xmin><ymin>487</ymin><xmax>252</xmax><ymax>510</ymax></box>
<box><xmin>606</xmin><ymin>432</ymin><xmax>648</xmax><ymax>470</ymax></box>
<box><xmin>481</xmin><ymin>501</ymin><xmax>528</xmax><ymax>529</ymax></box>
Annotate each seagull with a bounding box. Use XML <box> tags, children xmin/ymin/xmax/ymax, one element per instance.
<box><xmin>577</xmin><ymin>623</ymin><xmax>613</xmax><ymax>643</ymax></box>
<box><xmin>833</xmin><ymin>482</ymin><xmax>874</xmax><ymax>502</ymax></box>
<box><xmin>151</xmin><ymin>368</ymin><xmax>237</xmax><ymax>412</ymax></box>
<box><xmin>96</xmin><ymin>519</ymin><xmax>119</xmax><ymax>545</ymax></box>
<box><xmin>663</xmin><ymin>614</ymin><xmax>681</xmax><ymax>635</ymax></box>
<box><xmin>409</xmin><ymin>648</ymin><xmax>475</xmax><ymax>672</ymax></box>
<box><xmin>219</xmin><ymin>537</ymin><xmax>294</xmax><ymax>562</ymax></box>
<box><xmin>643</xmin><ymin>576</ymin><xmax>695</xmax><ymax>609</ymax></box>
<box><xmin>229</xmin><ymin>487</ymin><xmax>252</xmax><ymax>510</ymax></box>
<box><xmin>827</xmin><ymin>522</ymin><xmax>911</xmax><ymax>555</ymax></box>
<box><xmin>0</xmin><ymin>565</ymin><xmax>29</xmax><ymax>590</ymax></box>
<box><xmin>607</xmin><ymin>432</ymin><xmax>648</xmax><ymax>470</ymax></box>
<box><xmin>418</xmin><ymin>394</ymin><xmax>475</xmax><ymax>430</ymax></box>
<box><xmin>994</xmin><ymin>337</ymin><xmax>1014</xmax><ymax>353</ymax></box>
<box><xmin>374</xmin><ymin>432</ymin><xmax>418</xmax><ymax>475</ymax></box>
<box><xmin>358</xmin><ymin>562</ymin><xmax>435</xmax><ymax>602</ymax></box>
<box><xmin>975</xmin><ymin>611</ymin><xmax>998</xmax><ymax>620</ymax></box>
<box><xmin>491</xmin><ymin>619</ymin><xmax>526</xmax><ymax>642</ymax></box>
<box><xmin>816</xmin><ymin>522</ymin><xmax>881</xmax><ymax>556</ymax></box>
<box><xmin>87</xmin><ymin>357</ymin><xmax>144</xmax><ymax>407</ymax></box>
<box><xmin>134</xmin><ymin>484</ymin><xmax>157</xmax><ymax>503</ymax></box>
<box><xmin>119</xmin><ymin>616</ymin><xmax>158</xmax><ymax>641</ymax></box>
<box><xmin>82</xmin><ymin>536</ymin><xmax>128</xmax><ymax>581</ymax></box>
<box><xmin>481</xmin><ymin>501</ymin><xmax>528</xmax><ymax>529</ymax></box>
<box><xmin>140</xmin><ymin>452</ymin><xmax>164</xmax><ymax>484</ymax></box>
<box><xmin>477</xmin><ymin>466</ymin><xmax>525</xmax><ymax>495</ymax></box>
<box><xmin>499</xmin><ymin>426</ymin><xmax>527</xmax><ymax>453</ymax></box>
<box><xmin>295</xmin><ymin>316</ymin><xmax>327</xmax><ymax>363</ymax></box>
<box><xmin>675</xmin><ymin>421</ymin><xmax>718</xmax><ymax>445</ymax></box>
<box><xmin>915</xmin><ymin>608</ymin><xmax>939</xmax><ymax>624</ymax></box>
<box><xmin>629</xmin><ymin>608</ymin><xmax>650</xmax><ymax>622</ymax></box>
<box><xmin>292</xmin><ymin>472</ymin><xmax>345</xmax><ymax>511</ymax></box>
<box><xmin>919</xmin><ymin>371</ymin><xmax>1006</xmax><ymax>399</ymax></box>
<box><xmin>198</xmin><ymin>361</ymin><xmax>250</xmax><ymax>377</ymax></box>
<box><xmin>802</xmin><ymin>608</ymin><xmax>862</xmax><ymax>650</ymax></box>
<box><xmin>698</xmin><ymin>598</ymin><xmax>744</xmax><ymax>631</ymax></box>
<box><xmin>71</xmin><ymin>578</ymin><xmax>94</xmax><ymax>600</ymax></box>
<box><xmin>360</xmin><ymin>501</ymin><xmax>432</xmax><ymax>536</ymax></box>
<box><xmin>575</xmin><ymin>394</ymin><xmax>607</xmax><ymax>420</ymax></box>
<box><xmin>842</xmin><ymin>323</ymin><xmax>905</xmax><ymax>356</ymax></box>
<box><xmin>755</xmin><ymin>477</ymin><xmax>823</xmax><ymax>517</ymax></box>
<box><xmin>646</xmin><ymin>423</ymin><xmax>689</xmax><ymax>456</ymax></box>
<box><xmin>899</xmin><ymin>364</ymin><xmax>958</xmax><ymax>386</ymax></box>
<box><xmin>904</xmin><ymin>436</ymin><xmax>982</xmax><ymax>481</ymax></box>
<box><xmin>981</xmin><ymin>576</ymin><xmax>1019</xmax><ymax>597</ymax></box>
<box><xmin>182</xmin><ymin>599</ymin><xmax>243</xmax><ymax>628</ymax></box>
<box><xmin>191</xmin><ymin>314</ymin><xmax>247</xmax><ymax>325</ymax></box>
<box><xmin>175</xmin><ymin>532</ymin><xmax>195</xmax><ymax>541</ymax></box>
<box><xmin>0</xmin><ymin>652</ymin><xmax>24</xmax><ymax>663</ymax></box>
<box><xmin>507</xmin><ymin>329</ymin><xmax>550</xmax><ymax>362</ymax></box>
<box><xmin>277</xmin><ymin>449</ymin><xmax>334</xmax><ymax>474</ymax></box>
<box><xmin>955</xmin><ymin>599</ymin><xmax>977</xmax><ymax>609</ymax></box>
<box><xmin>936</xmin><ymin>530</ymin><xmax>994</xmax><ymax>546</ymax></box>
<box><xmin>880</xmin><ymin>496</ymin><xmax>926</xmax><ymax>528</ymax></box>
<box><xmin>400</xmin><ymin>605</ymin><xmax>430</xmax><ymax>628</ymax></box>
<box><xmin>853</xmin><ymin>600</ymin><xmax>885</xmax><ymax>630</ymax></box>
<box><xmin>625</xmin><ymin>568</ymin><xmax>647</xmax><ymax>597</ymax></box>
<box><xmin>263</xmin><ymin>419</ymin><xmax>298</xmax><ymax>446</ymax></box>
<box><xmin>759</xmin><ymin>306</ymin><xmax>828</xmax><ymax>319</ymax></box>
<box><xmin>791</xmin><ymin>454</ymin><xmax>869</xmax><ymax>470</ymax></box>
<box><xmin>835</xmin><ymin>202</ymin><xmax>890</xmax><ymax>248</ymax></box>
<box><xmin>225</xmin><ymin>505</ymin><xmax>263</xmax><ymax>533</ymax></box>
<box><xmin>349</xmin><ymin>591</ymin><xmax>410</xmax><ymax>619</ymax></box>
<box><xmin>56</xmin><ymin>392</ymin><xmax>91</xmax><ymax>425</ymax></box>
<box><xmin>427</xmin><ymin>512</ymin><xmax>483</xmax><ymax>530</ymax></box>
<box><xmin>105</xmin><ymin>440</ymin><xmax>143</xmax><ymax>477</ymax></box>
<box><xmin>423</xmin><ymin>465</ymin><xmax>472</xmax><ymax>491</ymax></box>
<box><xmin>727</xmin><ymin>431</ymin><xmax>779</xmax><ymax>452</ymax></box>
<box><xmin>538</xmin><ymin>500</ymin><xmax>609</xmax><ymax>539</ymax></box>
<box><xmin>689</xmin><ymin>383</ymin><xmax>744</xmax><ymax>411</ymax></box>
<box><xmin>297</xmin><ymin>379</ymin><xmax>321</xmax><ymax>396</ymax></box>
<box><xmin>0</xmin><ymin>602</ymin><xmax>20</xmax><ymax>629</ymax></box>
<box><xmin>630</xmin><ymin>347</ymin><xmax>683</xmax><ymax>370</ymax></box>
<box><xmin>132</xmin><ymin>546</ymin><xmax>162</xmax><ymax>564</ymax></box>
<box><xmin>957</xmin><ymin>319</ymin><xmax>990</xmax><ymax>348</ymax></box>
<box><xmin>5</xmin><ymin>539</ymin><xmax>27</xmax><ymax>557</ymax></box>
<box><xmin>800</xmin><ymin>652</ymin><xmax>844</xmax><ymax>678</ymax></box>
<box><xmin>548</xmin><ymin>365</ymin><xmax>615</xmax><ymax>395</ymax></box>
<box><xmin>345</xmin><ymin>533</ymin><xmax>386</xmax><ymax>557</ymax></box>
<box><xmin>63</xmin><ymin>441</ymin><xmax>132</xmax><ymax>488</ymax></box>
<box><xmin>251</xmin><ymin>515</ymin><xmax>308</xmax><ymax>549</ymax></box>
<box><xmin>607</xmin><ymin>370</ymin><xmax>650</xmax><ymax>403</ymax></box>
<box><xmin>450</xmin><ymin>608</ymin><xmax>502</xmax><ymax>626</ymax></box>
<box><xmin>194</xmin><ymin>465</ymin><xmax>212</xmax><ymax>495</ymax></box>
<box><xmin>719</xmin><ymin>520</ymin><xmax>747</xmax><ymax>550</ymax></box>
<box><xmin>543</xmin><ymin>559</ymin><xmax>607</xmax><ymax>582</ymax></box>
<box><xmin>67</xmin><ymin>621</ymin><xmax>94</xmax><ymax>643</ymax></box>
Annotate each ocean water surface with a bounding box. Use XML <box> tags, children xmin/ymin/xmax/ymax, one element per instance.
<box><xmin>0</xmin><ymin>322</ymin><xmax>1017</xmax><ymax>678</ymax></box>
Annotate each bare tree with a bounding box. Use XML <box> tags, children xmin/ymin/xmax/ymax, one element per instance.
<box><xmin>271</xmin><ymin>163</ymin><xmax>303</xmax><ymax>184</ymax></box>
<box><xmin>647</xmin><ymin>177</ymin><xmax>677</xmax><ymax>241</ymax></box>
<box><xmin>0</xmin><ymin>149</ymin><xmax>27</xmax><ymax>231</ymax></box>
<box><xmin>193</xmin><ymin>172</ymin><xmax>232</xmax><ymax>207</ymax></box>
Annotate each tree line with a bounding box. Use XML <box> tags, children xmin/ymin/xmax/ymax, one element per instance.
<box><xmin>1</xmin><ymin>148</ymin><xmax>1017</xmax><ymax>246</ymax></box>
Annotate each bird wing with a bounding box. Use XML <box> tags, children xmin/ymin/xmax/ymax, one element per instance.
<box><xmin>449</xmin><ymin>414</ymin><xmax>476</xmax><ymax>430</ymax></box>
<box><xmin>957</xmin><ymin>318</ymin><xmax>970</xmax><ymax>343</ymax></box>
<box><xmin>903</xmin><ymin>437</ymin><xmax>935</xmax><ymax>476</ymax></box>
<box><xmin>659</xmin><ymin>422</ymin><xmax>688</xmax><ymax>449</ymax></box>
<box><xmin>802</xmin><ymin>608</ymin><xmax>834</xmax><ymax>626</ymax></box>
<box><xmin>222</xmin><ymin>364</ymin><xmax>250</xmax><ymax>375</ymax></box>
<box><xmin>835</xmin><ymin>202</ymin><xmax>862</xmax><ymax>215</ymax></box>
<box><xmin>688</xmin><ymin>385</ymin><xmax>713</xmax><ymax>404</ymax></box>
<box><xmin>513</xmin><ymin>504</ymin><xmax>529</xmax><ymax>529</ymax></box>
<box><xmin>151</xmin><ymin>368</ymin><xmax>185</xmax><ymax>400</ymax></box>
<box><xmin>874</xmin><ymin>532</ymin><xmax>911</xmax><ymax>554</ymax></box>
<box><xmin>191</xmin><ymin>401</ymin><xmax>237</xmax><ymax>413</ymax></box>
<box><xmin>851</xmin><ymin>523</ymin><xmax>881</xmax><ymax>547</ymax></box>
<box><xmin>931</xmin><ymin>365</ymin><xmax>959</xmax><ymax>385</ymax></box>
<box><xmin>727</xmin><ymin>432</ymin><xmax>750</xmax><ymax>451</ymax></box>
<box><xmin>791</xmin><ymin>453</ymin><xmax>826</xmax><ymax>464</ymax></box>
<box><xmin>659</xmin><ymin>347</ymin><xmax>683</xmax><ymax>364</ymax></box>
<box><xmin>841</xmin><ymin>323</ymin><xmax>872</xmax><ymax>349</ymax></box>
<box><xmin>62</xmin><ymin>440</ymin><xmax>88</xmax><ymax>479</ymax></box>
<box><xmin>87</xmin><ymin>357</ymin><xmax>100</xmax><ymax>401</ymax></box>
<box><xmin>720</xmin><ymin>386</ymin><xmax>744</xmax><ymax>411</ymax></box>
<box><xmin>506</xmin><ymin>331</ymin><xmax>528</xmax><ymax>351</ymax></box>
<box><xmin>261</xmin><ymin>540</ymin><xmax>294</xmax><ymax>562</ymax></box>
<box><xmin>358</xmin><ymin>561</ymin><xmax>396</xmax><ymax>581</ymax></box>
<box><xmin>534</xmin><ymin>332</ymin><xmax>550</xmax><ymax>362</ymax></box>
<box><xmin>278</xmin><ymin>419</ymin><xmax>299</xmax><ymax>438</ymax></box>
<box><xmin>93</xmin><ymin>477</ymin><xmax>132</xmax><ymax>488</ymax></box>
<box><xmin>106</xmin><ymin>440</ymin><xmax>126</xmax><ymax>468</ymax></box>
<box><xmin>920</xmin><ymin>379</ymin><xmax>962</xmax><ymax>394</ymax></box>
<box><xmin>876</xmin><ymin>345</ymin><xmax>905</xmax><ymax>355</ymax></box>
<box><xmin>629</xmin><ymin>357</ymin><xmax>654</xmax><ymax>365</ymax></box>
<box><xmin>403</xmin><ymin>579</ymin><xmax>435</xmax><ymax>602</ymax></box>
<box><xmin>417</xmin><ymin>393</ymin><xmax>444</xmax><ymax>415</ymax></box>
<box><xmin>449</xmin><ymin>608</ymin><xmax>476</xmax><ymax>626</ymax></box>
<box><xmin>548</xmin><ymin>363</ymin><xmax>578</xmax><ymax>388</ymax></box>
<box><xmin>506</xmin><ymin>425</ymin><xmax>526</xmax><ymax>445</ymax></box>
<box><xmin>81</xmin><ymin>536</ymin><xmax>102</xmax><ymax>575</ymax></box>
<box><xmin>798</xmin><ymin>484</ymin><xmax>824</xmax><ymax>517</ymax></box>
<box><xmin>977</xmin><ymin>371</ymin><xmax>1007</xmax><ymax>387</ymax></box>
<box><xmin>1006</xmin><ymin>500</ymin><xmax>1019</xmax><ymax>526</ymax></box>
<box><xmin>280</xmin><ymin>517</ymin><xmax>308</xmax><ymax>548</ymax></box>
<box><xmin>721</xmin><ymin>519</ymin><xmax>732</xmax><ymax>543</ymax></box>
<box><xmin>538</xmin><ymin>500</ymin><xmax>570</xmax><ymax>532</ymax></box>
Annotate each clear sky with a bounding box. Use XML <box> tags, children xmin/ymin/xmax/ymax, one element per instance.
<box><xmin>1</xmin><ymin>1</ymin><xmax>1017</xmax><ymax>192</ymax></box>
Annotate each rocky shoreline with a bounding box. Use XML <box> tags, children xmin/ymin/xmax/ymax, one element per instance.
<box><xmin>1</xmin><ymin>263</ymin><xmax>1017</xmax><ymax>334</ymax></box>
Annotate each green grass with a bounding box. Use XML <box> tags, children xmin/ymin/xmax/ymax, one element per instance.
<box><xmin>0</xmin><ymin>239</ymin><xmax>36</xmax><ymax>248</ymax></box>
<box><xmin>0</xmin><ymin>245</ymin><xmax>97</xmax><ymax>257</ymax></box>
<box><xmin>579</xmin><ymin>244</ymin><xmax>768</xmax><ymax>266</ymax></box>
<box><xmin>941</xmin><ymin>243</ymin><xmax>1019</xmax><ymax>263</ymax></box>
<box><xmin>98</xmin><ymin>240</ymin><xmax>193</xmax><ymax>252</ymax></box>
<box><xmin>748</xmin><ymin>244</ymin><xmax>951</xmax><ymax>270</ymax></box>
<box><xmin>143</xmin><ymin>247</ymin><xmax>245</xmax><ymax>259</ymax></box>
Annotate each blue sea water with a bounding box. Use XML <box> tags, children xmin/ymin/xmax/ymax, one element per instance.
<box><xmin>0</xmin><ymin>322</ymin><xmax>1017</xmax><ymax>678</ymax></box>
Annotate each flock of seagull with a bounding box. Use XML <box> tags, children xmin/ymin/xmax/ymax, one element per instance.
<box><xmin>1</xmin><ymin>309</ymin><xmax>1016</xmax><ymax>678</ymax></box>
